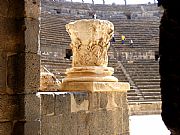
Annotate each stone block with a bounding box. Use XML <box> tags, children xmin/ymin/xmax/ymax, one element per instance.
<box><xmin>6</xmin><ymin>53</ymin><xmax>19</xmax><ymax>94</ymax></box>
<box><xmin>122</xmin><ymin>107</ymin><xmax>130</xmax><ymax>134</ymax></box>
<box><xmin>61</xmin><ymin>113</ymin><xmax>78</xmax><ymax>135</ymax></box>
<box><xmin>0</xmin><ymin>122</ymin><xmax>12</xmax><ymax>135</ymax></box>
<box><xmin>0</xmin><ymin>52</ymin><xmax>39</xmax><ymax>94</ymax></box>
<box><xmin>24</xmin><ymin>18</ymin><xmax>40</xmax><ymax>53</ymax></box>
<box><xmin>55</xmin><ymin>93</ymin><xmax>71</xmax><ymax>115</ymax></box>
<box><xmin>87</xmin><ymin>108</ymin><xmax>124</xmax><ymax>135</ymax></box>
<box><xmin>16</xmin><ymin>53</ymin><xmax>40</xmax><ymax>93</ymax></box>
<box><xmin>0</xmin><ymin>94</ymin><xmax>40</xmax><ymax>121</ymax></box>
<box><xmin>24</xmin><ymin>121</ymin><xmax>40</xmax><ymax>135</ymax></box>
<box><xmin>76</xmin><ymin>111</ymin><xmax>89</xmax><ymax>135</ymax></box>
<box><xmin>0</xmin><ymin>18</ymin><xmax>24</xmax><ymax>52</ymax></box>
<box><xmin>12</xmin><ymin>121</ymin><xmax>25</xmax><ymax>135</ymax></box>
<box><xmin>0</xmin><ymin>0</ymin><xmax>24</xmax><ymax>17</ymax></box>
<box><xmin>41</xmin><ymin>94</ymin><xmax>55</xmax><ymax>116</ymax></box>
<box><xmin>41</xmin><ymin>108</ymin><xmax>127</xmax><ymax>135</ymax></box>
<box><xmin>0</xmin><ymin>18</ymin><xmax>39</xmax><ymax>53</ymax></box>
<box><xmin>24</xmin><ymin>53</ymin><xmax>40</xmax><ymax>92</ymax></box>
<box><xmin>40</xmin><ymin>91</ymin><xmax>129</xmax><ymax>135</ymax></box>
<box><xmin>2</xmin><ymin>52</ymin><xmax>40</xmax><ymax>93</ymax></box>
<box><xmin>8</xmin><ymin>121</ymin><xmax>40</xmax><ymax>135</ymax></box>
<box><xmin>41</xmin><ymin>115</ymin><xmax>63</xmax><ymax>135</ymax></box>
<box><xmin>61</xmin><ymin>81</ymin><xmax>130</xmax><ymax>92</ymax></box>
<box><xmin>25</xmin><ymin>0</ymin><xmax>40</xmax><ymax>19</ymax></box>
<box><xmin>0</xmin><ymin>94</ymin><xmax>24</xmax><ymax>121</ymax></box>
<box><xmin>99</xmin><ymin>92</ymin><xmax>108</xmax><ymax>108</ymax></box>
<box><xmin>0</xmin><ymin>51</ymin><xmax>6</xmax><ymax>93</ymax></box>
<box><xmin>24</xmin><ymin>94</ymin><xmax>40</xmax><ymax>121</ymax></box>
<box><xmin>5</xmin><ymin>53</ymin><xmax>20</xmax><ymax>94</ymax></box>
<box><xmin>87</xmin><ymin>92</ymin><xmax>100</xmax><ymax>110</ymax></box>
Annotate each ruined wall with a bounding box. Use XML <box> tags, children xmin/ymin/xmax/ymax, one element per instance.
<box><xmin>0</xmin><ymin>0</ymin><xmax>40</xmax><ymax>134</ymax></box>
<box><xmin>40</xmin><ymin>91</ymin><xmax>129</xmax><ymax>135</ymax></box>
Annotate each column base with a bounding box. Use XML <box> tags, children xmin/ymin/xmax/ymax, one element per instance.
<box><xmin>60</xmin><ymin>81</ymin><xmax>130</xmax><ymax>92</ymax></box>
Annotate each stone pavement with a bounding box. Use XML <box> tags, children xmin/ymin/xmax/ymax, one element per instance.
<box><xmin>129</xmin><ymin>115</ymin><xmax>170</xmax><ymax>135</ymax></box>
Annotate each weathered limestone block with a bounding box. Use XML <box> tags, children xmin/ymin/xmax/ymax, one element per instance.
<box><xmin>0</xmin><ymin>121</ymin><xmax>40</xmax><ymax>135</ymax></box>
<box><xmin>129</xmin><ymin>102</ymin><xmax>162</xmax><ymax>115</ymax></box>
<box><xmin>40</xmin><ymin>66</ymin><xmax>61</xmax><ymax>91</ymax></box>
<box><xmin>4</xmin><ymin>52</ymin><xmax>40</xmax><ymax>93</ymax></box>
<box><xmin>24</xmin><ymin>94</ymin><xmax>40</xmax><ymax>121</ymax></box>
<box><xmin>25</xmin><ymin>0</ymin><xmax>40</xmax><ymax>19</ymax></box>
<box><xmin>0</xmin><ymin>0</ymin><xmax>24</xmax><ymax>17</ymax></box>
<box><xmin>24</xmin><ymin>18</ymin><xmax>40</xmax><ymax>53</ymax></box>
<box><xmin>63</xmin><ymin>66</ymin><xmax>117</xmax><ymax>83</ymax></box>
<box><xmin>0</xmin><ymin>122</ymin><xmax>12</xmax><ymax>135</ymax></box>
<box><xmin>0</xmin><ymin>94</ymin><xmax>40</xmax><ymax>121</ymax></box>
<box><xmin>0</xmin><ymin>51</ymin><xmax>6</xmax><ymax>93</ymax></box>
<box><xmin>0</xmin><ymin>18</ymin><xmax>24</xmax><ymax>52</ymax></box>
<box><xmin>40</xmin><ymin>91</ymin><xmax>129</xmax><ymax>135</ymax></box>
<box><xmin>61</xmin><ymin>81</ymin><xmax>129</xmax><ymax>92</ymax></box>
<box><xmin>18</xmin><ymin>53</ymin><xmax>40</xmax><ymax>92</ymax></box>
<box><xmin>0</xmin><ymin>94</ymin><xmax>23</xmax><ymax>121</ymax></box>
<box><xmin>24</xmin><ymin>121</ymin><xmax>40</xmax><ymax>135</ymax></box>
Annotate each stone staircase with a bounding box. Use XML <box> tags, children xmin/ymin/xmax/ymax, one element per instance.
<box><xmin>109</xmin><ymin>19</ymin><xmax>160</xmax><ymax>50</ymax></box>
<box><xmin>41</xmin><ymin>58</ymin><xmax>72</xmax><ymax>81</ymax></box>
<box><xmin>122</xmin><ymin>59</ymin><xmax>161</xmax><ymax>103</ymax></box>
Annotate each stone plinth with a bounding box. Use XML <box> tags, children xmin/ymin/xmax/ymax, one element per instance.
<box><xmin>62</xmin><ymin>66</ymin><xmax>118</xmax><ymax>83</ymax></box>
<box><xmin>61</xmin><ymin>82</ymin><xmax>130</xmax><ymax>92</ymax></box>
<box><xmin>39</xmin><ymin>90</ymin><xmax>130</xmax><ymax>135</ymax></box>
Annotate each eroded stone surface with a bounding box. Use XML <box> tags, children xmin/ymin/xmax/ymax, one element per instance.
<box><xmin>63</xmin><ymin>19</ymin><xmax>118</xmax><ymax>84</ymax></box>
<box><xmin>61</xmin><ymin>82</ymin><xmax>130</xmax><ymax>92</ymax></box>
<box><xmin>66</xmin><ymin>19</ymin><xmax>114</xmax><ymax>67</ymax></box>
<box><xmin>63</xmin><ymin>66</ymin><xmax>118</xmax><ymax>82</ymax></box>
<box><xmin>40</xmin><ymin>66</ymin><xmax>61</xmax><ymax>91</ymax></box>
<box><xmin>40</xmin><ymin>91</ymin><xmax>129</xmax><ymax>135</ymax></box>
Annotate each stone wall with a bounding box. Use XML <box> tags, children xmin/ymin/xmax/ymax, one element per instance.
<box><xmin>0</xmin><ymin>0</ymin><xmax>40</xmax><ymax>134</ymax></box>
<box><xmin>129</xmin><ymin>102</ymin><xmax>161</xmax><ymax>115</ymax></box>
<box><xmin>39</xmin><ymin>91</ymin><xmax>129</xmax><ymax>135</ymax></box>
<box><xmin>118</xmin><ymin>50</ymin><xmax>155</xmax><ymax>61</ymax></box>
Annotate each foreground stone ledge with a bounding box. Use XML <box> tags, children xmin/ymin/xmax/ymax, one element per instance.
<box><xmin>39</xmin><ymin>90</ymin><xmax>129</xmax><ymax>135</ymax></box>
<box><xmin>60</xmin><ymin>82</ymin><xmax>130</xmax><ymax>92</ymax></box>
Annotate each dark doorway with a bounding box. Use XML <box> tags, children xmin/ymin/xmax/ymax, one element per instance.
<box><xmin>65</xmin><ymin>49</ymin><xmax>72</xmax><ymax>59</ymax></box>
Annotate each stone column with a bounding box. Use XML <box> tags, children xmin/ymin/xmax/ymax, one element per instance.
<box><xmin>61</xmin><ymin>19</ymin><xmax>129</xmax><ymax>92</ymax></box>
<box><xmin>48</xmin><ymin>19</ymin><xmax>130</xmax><ymax>135</ymax></box>
<box><xmin>0</xmin><ymin>0</ymin><xmax>40</xmax><ymax>134</ymax></box>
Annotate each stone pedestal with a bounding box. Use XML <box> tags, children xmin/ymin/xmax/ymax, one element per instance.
<box><xmin>39</xmin><ymin>90</ymin><xmax>130</xmax><ymax>135</ymax></box>
<box><xmin>61</xmin><ymin>81</ymin><xmax>129</xmax><ymax>92</ymax></box>
<box><xmin>54</xmin><ymin>19</ymin><xmax>130</xmax><ymax>135</ymax></box>
<box><xmin>38</xmin><ymin>19</ymin><xmax>130</xmax><ymax>134</ymax></box>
